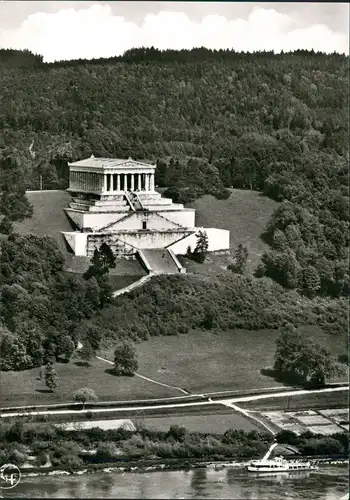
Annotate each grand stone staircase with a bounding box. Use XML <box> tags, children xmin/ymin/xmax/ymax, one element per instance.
<box><xmin>140</xmin><ymin>248</ymin><xmax>184</xmax><ymax>275</ymax></box>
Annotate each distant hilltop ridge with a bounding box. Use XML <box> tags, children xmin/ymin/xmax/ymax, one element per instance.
<box><xmin>0</xmin><ymin>47</ymin><xmax>348</xmax><ymax>70</ymax></box>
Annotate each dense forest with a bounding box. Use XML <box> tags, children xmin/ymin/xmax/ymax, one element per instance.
<box><xmin>0</xmin><ymin>47</ymin><xmax>348</xmax><ymax>297</ymax></box>
<box><xmin>0</xmin><ymin>48</ymin><xmax>348</xmax><ymax>371</ymax></box>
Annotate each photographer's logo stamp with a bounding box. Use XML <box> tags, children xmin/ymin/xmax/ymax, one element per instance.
<box><xmin>0</xmin><ymin>464</ymin><xmax>21</xmax><ymax>490</ymax></box>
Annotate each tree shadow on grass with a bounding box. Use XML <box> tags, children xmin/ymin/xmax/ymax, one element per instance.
<box><xmin>105</xmin><ymin>368</ymin><xmax>134</xmax><ymax>377</ymax></box>
<box><xmin>105</xmin><ymin>367</ymin><xmax>116</xmax><ymax>376</ymax></box>
<box><xmin>74</xmin><ymin>361</ymin><xmax>90</xmax><ymax>367</ymax></box>
<box><xmin>260</xmin><ymin>367</ymin><xmax>304</xmax><ymax>387</ymax></box>
<box><xmin>35</xmin><ymin>389</ymin><xmax>53</xmax><ymax>394</ymax></box>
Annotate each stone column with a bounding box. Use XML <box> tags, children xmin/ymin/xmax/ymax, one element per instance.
<box><xmin>124</xmin><ymin>173</ymin><xmax>128</xmax><ymax>191</ymax></box>
<box><xmin>103</xmin><ymin>174</ymin><xmax>107</xmax><ymax>192</ymax></box>
<box><xmin>117</xmin><ymin>174</ymin><xmax>121</xmax><ymax>191</ymax></box>
<box><xmin>150</xmin><ymin>174</ymin><xmax>155</xmax><ymax>191</ymax></box>
<box><xmin>110</xmin><ymin>174</ymin><xmax>114</xmax><ymax>192</ymax></box>
<box><xmin>131</xmin><ymin>174</ymin><xmax>135</xmax><ymax>191</ymax></box>
<box><xmin>137</xmin><ymin>173</ymin><xmax>141</xmax><ymax>191</ymax></box>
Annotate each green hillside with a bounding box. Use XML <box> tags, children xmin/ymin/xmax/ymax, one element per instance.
<box><xmin>13</xmin><ymin>191</ymin><xmax>73</xmax><ymax>252</ymax></box>
<box><xmin>1</xmin><ymin>48</ymin><xmax>347</xmax><ymax>186</ymax></box>
<box><xmin>190</xmin><ymin>190</ymin><xmax>278</xmax><ymax>272</ymax></box>
<box><xmin>0</xmin><ymin>48</ymin><xmax>348</xmax><ymax>296</ymax></box>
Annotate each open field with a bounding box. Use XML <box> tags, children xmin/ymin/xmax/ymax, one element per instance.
<box><xmin>98</xmin><ymin>329</ymin><xmax>283</xmax><ymax>394</ymax></box>
<box><xmin>188</xmin><ymin>190</ymin><xmax>279</xmax><ymax>273</ymax></box>
<box><xmin>101</xmin><ymin>326</ymin><xmax>346</xmax><ymax>395</ymax></box>
<box><xmin>136</xmin><ymin>410</ymin><xmax>260</xmax><ymax>433</ymax></box>
<box><xmin>240</xmin><ymin>390</ymin><xmax>349</xmax><ymax>412</ymax></box>
<box><xmin>1</xmin><ymin>324</ymin><xmax>346</xmax><ymax>408</ymax></box>
<box><xmin>55</xmin><ymin>411</ymin><xmax>260</xmax><ymax>434</ymax></box>
<box><xmin>0</xmin><ymin>358</ymin><xmax>179</xmax><ymax>408</ymax></box>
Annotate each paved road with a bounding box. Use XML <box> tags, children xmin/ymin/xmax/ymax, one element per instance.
<box><xmin>217</xmin><ymin>385</ymin><xmax>348</xmax><ymax>405</ymax></box>
<box><xmin>1</xmin><ymin>386</ymin><xmax>348</xmax><ymax>419</ymax></box>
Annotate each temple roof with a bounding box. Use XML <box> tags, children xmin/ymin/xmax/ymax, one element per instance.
<box><xmin>68</xmin><ymin>156</ymin><xmax>155</xmax><ymax>170</ymax></box>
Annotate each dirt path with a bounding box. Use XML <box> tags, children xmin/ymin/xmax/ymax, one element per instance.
<box><xmin>96</xmin><ymin>355</ymin><xmax>189</xmax><ymax>395</ymax></box>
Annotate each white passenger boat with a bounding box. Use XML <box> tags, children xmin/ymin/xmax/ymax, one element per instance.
<box><xmin>247</xmin><ymin>443</ymin><xmax>317</xmax><ymax>473</ymax></box>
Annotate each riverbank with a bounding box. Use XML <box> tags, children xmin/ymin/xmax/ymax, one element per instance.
<box><xmin>20</xmin><ymin>456</ymin><xmax>350</xmax><ymax>478</ymax></box>
<box><xmin>8</xmin><ymin>464</ymin><xmax>350</xmax><ymax>500</ymax></box>
<box><xmin>1</xmin><ymin>417</ymin><xmax>347</xmax><ymax>482</ymax></box>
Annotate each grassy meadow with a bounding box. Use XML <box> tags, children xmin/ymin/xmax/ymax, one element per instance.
<box><xmin>136</xmin><ymin>411</ymin><xmax>260</xmax><ymax>434</ymax></box>
<box><xmin>0</xmin><ymin>357</ymin><xmax>178</xmax><ymax>408</ymax></box>
<box><xmin>1</xmin><ymin>322</ymin><xmax>345</xmax><ymax>409</ymax></box>
<box><xmin>101</xmin><ymin>326</ymin><xmax>346</xmax><ymax>395</ymax></box>
<box><xmin>188</xmin><ymin>189</ymin><xmax>279</xmax><ymax>273</ymax></box>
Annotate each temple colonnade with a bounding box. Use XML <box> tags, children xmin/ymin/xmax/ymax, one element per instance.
<box><xmin>70</xmin><ymin>171</ymin><xmax>155</xmax><ymax>192</ymax></box>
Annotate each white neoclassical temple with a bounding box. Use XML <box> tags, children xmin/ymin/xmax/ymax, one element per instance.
<box><xmin>68</xmin><ymin>156</ymin><xmax>156</xmax><ymax>194</ymax></box>
<box><xmin>62</xmin><ymin>156</ymin><xmax>230</xmax><ymax>274</ymax></box>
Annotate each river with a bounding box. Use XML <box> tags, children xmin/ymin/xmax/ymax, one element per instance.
<box><xmin>3</xmin><ymin>466</ymin><xmax>348</xmax><ymax>499</ymax></box>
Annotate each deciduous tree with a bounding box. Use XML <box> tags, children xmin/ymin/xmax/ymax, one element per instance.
<box><xmin>274</xmin><ymin>324</ymin><xmax>345</xmax><ymax>386</ymax></box>
<box><xmin>56</xmin><ymin>335</ymin><xmax>75</xmax><ymax>362</ymax></box>
<box><xmin>113</xmin><ymin>341</ymin><xmax>138</xmax><ymax>376</ymax></box>
<box><xmin>73</xmin><ymin>387</ymin><xmax>98</xmax><ymax>409</ymax></box>
<box><xmin>78</xmin><ymin>341</ymin><xmax>96</xmax><ymax>365</ymax></box>
<box><xmin>45</xmin><ymin>362</ymin><xmax>59</xmax><ymax>392</ymax></box>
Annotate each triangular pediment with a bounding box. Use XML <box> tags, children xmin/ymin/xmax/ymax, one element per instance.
<box><xmin>122</xmin><ymin>160</ymin><xmax>155</xmax><ymax>169</ymax></box>
<box><xmin>68</xmin><ymin>157</ymin><xmax>155</xmax><ymax>170</ymax></box>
